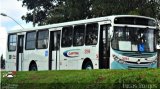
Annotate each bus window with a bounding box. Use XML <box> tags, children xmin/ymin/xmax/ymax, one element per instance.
<box><xmin>112</xmin><ymin>27</ymin><xmax>156</xmax><ymax>52</ymax></box>
<box><xmin>73</xmin><ymin>25</ymin><xmax>85</xmax><ymax>46</ymax></box>
<box><xmin>8</xmin><ymin>34</ymin><xmax>17</xmax><ymax>51</ymax></box>
<box><xmin>61</xmin><ymin>26</ymin><xmax>73</xmax><ymax>47</ymax></box>
<box><xmin>37</xmin><ymin>30</ymin><xmax>49</xmax><ymax>49</ymax></box>
<box><xmin>85</xmin><ymin>23</ymin><xmax>98</xmax><ymax>45</ymax></box>
<box><xmin>52</xmin><ymin>31</ymin><xmax>61</xmax><ymax>50</ymax></box>
<box><xmin>26</xmin><ymin>31</ymin><xmax>36</xmax><ymax>50</ymax></box>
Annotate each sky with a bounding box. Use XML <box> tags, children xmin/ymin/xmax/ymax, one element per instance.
<box><xmin>0</xmin><ymin>0</ymin><xmax>32</xmax><ymax>58</ymax></box>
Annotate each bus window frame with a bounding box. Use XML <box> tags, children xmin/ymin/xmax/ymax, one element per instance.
<box><xmin>25</xmin><ymin>31</ymin><xmax>36</xmax><ymax>50</ymax></box>
<box><xmin>61</xmin><ymin>26</ymin><xmax>73</xmax><ymax>47</ymax></box>
<box><xmin>8</xmin><ymin>33</ymin><xmax>17</xmax><ymax>51</ymax></box>
<box><xmin>36</xmin><ymin>30</ymin><xmax>49</xmax><ymax>49</ymax></box>
<box><xmin>85</xmin><ymin>23</ymin><xmax>98</xmax><ymax>46</ymax></box>
<box><xmin>73</xmin><ymin>25</ymin><xmax>85</xmax><ymax>47</ymax></box>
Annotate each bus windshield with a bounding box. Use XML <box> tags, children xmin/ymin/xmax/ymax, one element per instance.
<box><xmin>111</xmin><ymin>26</ymin><xmax>156</xmax><ymax>52</ymax></box>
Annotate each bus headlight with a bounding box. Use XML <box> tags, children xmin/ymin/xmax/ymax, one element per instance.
<box><xmin>113</xmin><ymin>54</ymin><xmax>126</xmax><ymax>64</ymax></box>
<box><xmin>118</xmin><ymin>59</ymin><xmax>126</xmax><ymax>64</ymax></box>
<box><xmin>113</xmin><ymin>54</ymin><xmax>119</xmax><ymax>61</ymax></box>
<box><xmin>151</xmin><ymin>60</ymin><xmax>157</xmax><ymax>64</ymax></box>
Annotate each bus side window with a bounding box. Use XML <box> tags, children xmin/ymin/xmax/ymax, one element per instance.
<box><xmin>8</xmin><ymin>34</ymin><xmax>17</xmax><ymax>51</ymax></box>
<box><xmin>85</xmin><ymin>23</ymin><xmax>98</xmax><ymax>45</ymax></box>
<box><xmin>73</xmin><ymin>25</ymin><xmax>85</xmax><ymax>46</ymax></box>
<box><xmin>26</xmin><ymin>31</ymin><xmax>36</xmax><ymax>50</ymax></box>
<box><xmin>61</xmin><ymin>26</ymin><xmax>73</xmax><ymax>47</ymax></box>
<box><xmin>37</xmin><ymin>30</ymin><xmax>49</xmax><ymax>49</ymax></box>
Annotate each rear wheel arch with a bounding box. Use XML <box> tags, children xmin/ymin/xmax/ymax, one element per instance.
<box><xmin>29</xmin><ymin>60</ymin><xmax>38</xmax><ymax>71</ymax></box>
<box><xmin>82</xmin><ymin>58</ymin><xmax>93</xmax><ymax>69</ymax></box>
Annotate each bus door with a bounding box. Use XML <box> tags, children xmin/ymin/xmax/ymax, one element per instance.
<box><xmin>99</xmin><ymin>22</ymin><xmax>111</xmax><ymax>69</ymax></box>
<box><xmin>49</xmin><ymin>31</ymin><xmax>61</xmax><ymax>70</ymax></box>
<box><xmin>16</xmin><ymin>35</ymin><xmax>24</xmax><ymax>71</ymax></box>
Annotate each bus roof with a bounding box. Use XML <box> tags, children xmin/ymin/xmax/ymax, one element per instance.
<box><xmin>8</xmin><ymin>15</ymin><xmax>156</xmax><ymax>33</ymax></box>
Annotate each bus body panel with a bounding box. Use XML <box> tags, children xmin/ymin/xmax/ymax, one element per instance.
<box><xmin>6</xmin><ymin>52</ymin><xmax>17</xmax><ymax>71</ymax></box>
<box><xmin>60</xmin><ymin>45</ymin><xmax>99</xmax><ymax>70</ymax></box>
<box><xmin>23</xmin><ymin>49</ymin><xmax>49</xmax><ymax>71</ymax></box>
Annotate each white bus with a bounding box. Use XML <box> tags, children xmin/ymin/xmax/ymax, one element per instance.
<box><xmin>6</xmin><ymin>15</ymin><xmax>158</xmax><ymax>71</ymax></box>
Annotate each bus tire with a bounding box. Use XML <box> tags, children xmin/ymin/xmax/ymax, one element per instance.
<box><xmin>29</xmin><ymin>62</ymin><xmax>37</xmax><ymax>71</ymax></box>
<box><xmin>84</xmin><ymin>61</ymin><xmax>93</xmax><ymax>70</ymax></box>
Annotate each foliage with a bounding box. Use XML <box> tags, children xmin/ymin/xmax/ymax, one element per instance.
<box><xmin>1</xmin><ymin>69</ymin><xmax>160</xmax><ymax>89</ymax></box>
<box><xmin>18</xmin><ymin>0</ymin><xmax>160</xmax><ymax>26</ymax></box>
<box><xmin>18</xmin><ymin>0</ymin><xmax>55</xmax><ymax>25</ymax></box>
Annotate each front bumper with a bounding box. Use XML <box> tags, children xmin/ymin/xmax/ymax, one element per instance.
<box><xmin>111</xmin><ymin>61</ymin><xmax>157</xmax><ymax>69</ymax></box>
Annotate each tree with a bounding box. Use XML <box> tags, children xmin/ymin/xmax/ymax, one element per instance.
<box><xmin>18</xmin><ymin>0</ymin><xmax>160</xmax><ymax>25</ymax></box>
<box><xmin>19</xmin><ymin>0</ymin><xmax>55</xmax><ymax>26</ymax></box>
<box><xmin>19</xmin><ymin>0</ymin><xmax>92</xmax><ymax>25</ymax></box>
<box><xmin>45</xmin><ymin>0</ymin><xmax>92</xmax><ymax>24</ymax></box>
<box><xmin>91</xmin><ymin>0</ymin><xmax>148</xmax><ymax>17</ymax></box>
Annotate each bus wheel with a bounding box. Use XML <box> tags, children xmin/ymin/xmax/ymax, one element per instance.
<box><xmin>29</xmin><ymin>63</ymin><xmax>37</xmax><ymax>71</ymax></box>
<box><xmin>84</xmin><ymin>62</ymin><xmax>93</xmax><ymax>70</ymax></box>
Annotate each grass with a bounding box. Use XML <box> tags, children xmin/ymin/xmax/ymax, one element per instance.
<box><xmin>1</xmin><ymin>69</ymin><xmax>160</xmax><ymax>89</ymax></box>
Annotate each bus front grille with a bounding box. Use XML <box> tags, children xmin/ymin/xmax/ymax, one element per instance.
<box><xmin>125</xmin><ymin>61</ymin><xmax>151</xmax><ymax>64</ymax></box>
<box><xmin>128</xmin><ymin>66</ymin><xmax>148</xmax><ymax>69</ymax></box>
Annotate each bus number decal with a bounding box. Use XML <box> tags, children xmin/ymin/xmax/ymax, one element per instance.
<box><xmin>84</xmin><ymin>49</ymin><xmax>90</xmax><ymax>54</ymax></box>
<box><xmin>96</xmin><ymin>54</ymin><xmax>99</xmax><ymax>59</ymax></box>
<box><xmin>9</xmin><ymin>55</ymin><xmax>12</xmax><ymax>59</ymax></box>
<box><xmin>122</xmin><ymin>56</ymin><xmax>129</xmax><ymax>60</ymax></box>
<box><xmin>63</xmin><ymin>49</ymin><xmax>80</xmax><ymax>57</ymax></box>
<box><xmin>12</xmin><ymin>55</ymin><xmax>16</xmax><ymax>59</ymax></box>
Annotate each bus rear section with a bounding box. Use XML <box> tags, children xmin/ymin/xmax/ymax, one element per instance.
<box><xmin>5</xmin><ymin>34</ymin><xmax>23</xmax><ymax>71</ymax></box>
